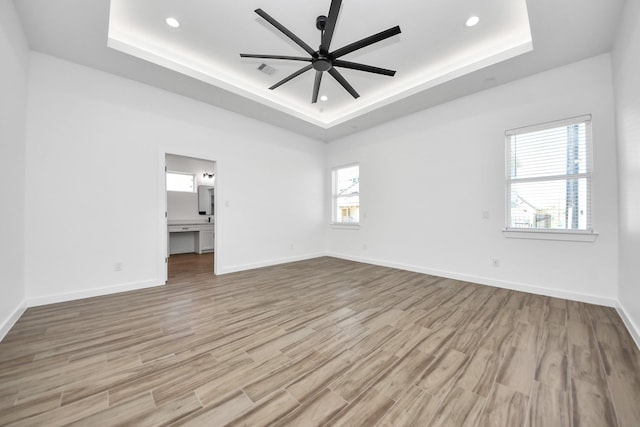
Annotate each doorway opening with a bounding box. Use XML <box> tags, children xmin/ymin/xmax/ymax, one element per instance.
<box><xmin>168</xmin><ymin>252</ymin><xmax>214</xmax><ymax>282</ymax></box>
<box><xmin>164</xmin><ymin>153</ymin><xmax>216</xmax><ymax>283</ymax></box>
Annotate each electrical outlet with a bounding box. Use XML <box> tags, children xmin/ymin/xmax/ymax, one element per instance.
<box><xmin>482</xmin><ymin>210</ymin><xmax>490</xmax><ymax>219</ymax></box>
<box><xmin>114</xmin><ymin>262</ymin><xmax>123</xmax><ymax>271</ymax></box>
<box><xmin>290</xmin><ymin>243</ymin><xmax>294</xmax><ymax>250</ymax></box>
<box><xmin>363</xmin><ymin>243</ymin><xmax>367</xmax><ymax>250</ymax></box>
<box><xmin>491</xmin><ymin>258</ymin><xmax>500</xmax><ymax>267</ymax></box>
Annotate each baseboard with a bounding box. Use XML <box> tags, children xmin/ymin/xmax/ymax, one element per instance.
<box><xmin>7</xmin><ymin>254</ymin><xmax>636</xmax><ymax>351</ymax></box>
<box><xmin>615</xmin><ymin>302</ymin><xmax>640</xmax><ymax>351</ymax></box>
<box><xmin>328</xmin><ymin>252</ymin><xmax>617</xmax><ymax>308</ymax></box>
<box><xmin>0</xmin><ymin>301</ymin><xmax>28</xmax><ymax>342</ymax></box>
<box><xmin>25</xmin><ymin>252</ymin><xmax>325</xmax><ymax>307</ymax></box>
<box><xmin>27</xmin><ymin>279</ymin><xmax>165</xmax><ymax>307</ymax></box>
<box><xmin>218</xmin><ymin>252</ymin><xmax>328</xmax><ymax>275</ymax></box>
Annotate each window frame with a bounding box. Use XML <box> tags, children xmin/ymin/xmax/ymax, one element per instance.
<box><xmin>504</xmin><ymin>115</ymin><xmax>597</xmax><ymax>242</ymax></box>
<box><xmin>166</xmin><ymin>170</ymin><xmax>197</xmax><ymax>193</ymax></box>
<box><xmin>331</xmin><ymin>163</ymin><xmax>360</xmax><ymax>226</ymax></box>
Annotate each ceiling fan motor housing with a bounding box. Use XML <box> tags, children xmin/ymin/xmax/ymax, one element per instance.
<box><xmin>312</xmin><ymin>57</ymin><xmax>333</xmax><ymax>71</ymax></box>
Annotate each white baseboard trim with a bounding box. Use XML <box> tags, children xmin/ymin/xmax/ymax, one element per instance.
<box><xmin>22</xmin><ymin>252</ymin><xmax>325</xmax><ymax>309</ymax></box>
<box><xmin>615</xmin><ymin>302</ymin><xmax>640</xmax><ymax>351</ymax></box>
<box><xmin>327</xmin><ymin>252</ymin><xmax>617</xmax><ymax>308</ymax></box>
<box><xmin>27</xmin><ymin>279</ymin><xmax>165</xmax><ymax>307</ymax></box>
<box><xmin>4</xmin><ymin>254</ymin><xmax>638</xmax><ymax>352</ymax></box>
<box><xmin>0</xmin><ymin>301</ymin><xmax>28</xmax><ymax>342</ymax></box>
<box><xmin>218</xmin><ymin>252</ymin><xmax>328</xmax><ymax>275</ymax></box>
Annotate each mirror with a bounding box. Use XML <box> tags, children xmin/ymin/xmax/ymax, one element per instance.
<box><xmin>198</xmin><ymin>185</ymin><xmax>214</xmax><ymax>215</ymax></box>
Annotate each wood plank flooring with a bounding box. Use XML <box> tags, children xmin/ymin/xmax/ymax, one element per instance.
<box><xmin>1</xmin><ymin>255</ymin><xmax>639</xmax><ymax>426</ymax></box>
<box><xmin>167</xmin><ymin>252</ymin><xmax>214</xmax><ymax>280</ymax></box>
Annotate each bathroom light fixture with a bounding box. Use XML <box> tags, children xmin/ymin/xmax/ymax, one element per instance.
<box><xmin>203</xmin><ymin>172</ymin><xmax>214</xmax><ymax>178</ymax></box>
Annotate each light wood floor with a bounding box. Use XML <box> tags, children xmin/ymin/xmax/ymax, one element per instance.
<box><xmin>1</xmin><ymin>256</ymin><xmax>639</xmax><ymax>426</ymax></box>
<box><xmin>167</xmin><ymin>252</ymin><xmax>214</xmax><ymax>280</ymax></box>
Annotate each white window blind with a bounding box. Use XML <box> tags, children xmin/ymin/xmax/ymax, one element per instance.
<box><xmin>332</xmin><ymin>164</ymin><xmax>360</xmax><ymax>224</ymax></box>
<box><xmin>506</xmin><ymin>115</ymin><xmax>592</xmax><ymax>232</ymax></box>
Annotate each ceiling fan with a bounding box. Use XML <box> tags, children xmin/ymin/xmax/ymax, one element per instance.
<box><xmin>240</xmin><ymin>0</ymin><xmax>401</xmax><ymax>103</ymax></box>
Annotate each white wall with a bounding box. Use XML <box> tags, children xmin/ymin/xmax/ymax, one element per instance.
<box><xmin>166</xmin><ymin>154</ymin><xmax>215</xmax><ymax>222</ymax></box>
<box><xmin>612</xmin><ymin>0</ymin><xmax>640</xmax><ymax>344</ymax></box>
<box><xmin>24</xmin><ymin>53</ymin><xmax>326</xmax><ymax>305</ymax></box>
<box><xmin>327</xmin><ymin>54</ymin><xmax>619</xmax><ymax>305</ymax></box>
<box><xmin>0</xmin><ymin>0</ymin><xmax>29</xmax><ymax>338</ymax></box>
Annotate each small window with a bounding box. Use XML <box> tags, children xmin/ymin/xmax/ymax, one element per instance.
<box><xmin>332</xmin><ymin>164</ymin><xmax>360</xmax><ymax>224</ymax></box>
<box><xmin>166</xmin><ymin>171</ymin><xmax>196</xmax><ymax>193</ymax></box>
<box><xmin>506</xmin><ymin>115</ymin><xmax>592</xmax><ymax>233</ymax></box>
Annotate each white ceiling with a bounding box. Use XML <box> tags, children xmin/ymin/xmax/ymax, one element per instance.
<box><xmin>14</xmin><ymin>0</ymin><xmax>624</xmax><ymax>141</ymax></box>
<box><xmin>108</xmin><ymin>0</ymin><xmax>532</xmax><ymax>127</ymax></box>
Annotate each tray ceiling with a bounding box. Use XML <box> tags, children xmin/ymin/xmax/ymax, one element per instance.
<box><xmin>107</xmin><ymin>0</ymin><xmax>532</xmax><ymax>128</ymax></box>
<box><xmin>15</xmin><ymin>0</ymin><xmax>624</xmax><ymax>141</ymax></box>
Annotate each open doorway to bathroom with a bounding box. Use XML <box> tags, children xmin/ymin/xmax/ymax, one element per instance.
<box><xmin>165</xmin><ymin>153</ymin><xmax>216</xmax><ymax>282</ymax></box>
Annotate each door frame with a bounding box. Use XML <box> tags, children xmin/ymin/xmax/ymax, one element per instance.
<box><xmin>159</xmin><ymin>151</ymin><xmax>218</xmax><ymax>282</ymax></box>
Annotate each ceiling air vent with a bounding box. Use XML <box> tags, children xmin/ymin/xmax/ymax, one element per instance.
<box><xmin>257</xmin><ymin>63</ymin><xmax>277</xmax><ymax>75</ymax></box>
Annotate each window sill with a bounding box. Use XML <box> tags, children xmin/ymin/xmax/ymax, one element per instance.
<box><xmin>502</xmin><ymin>229</ymin><xmax>598</xmax><ymax>242</ymax></box>
<box><xmin>331</xmin><ymin>223</ymin><xmax>360</xmax><ymax>230</ymax></box>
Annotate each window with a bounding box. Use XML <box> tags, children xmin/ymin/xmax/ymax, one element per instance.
<box><xmin>166</xmin><ymin>171</ymin><xmax>196</xmax><ymax>193</ymax></box>
<box><xmin>332</xmin><ymin>164</ymin><xmax>359</xmax><ymax>224</ymax></box>
<box><xmin>506</xmin><ymin>115</ymin><xmax>592</xmax><ymax>233</ymax></box>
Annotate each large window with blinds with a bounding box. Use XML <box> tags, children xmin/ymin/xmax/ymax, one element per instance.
<box><xmin>506</xmin><ymin>115</ymin><xmax>592</xmax><ymax>233</ymax></box>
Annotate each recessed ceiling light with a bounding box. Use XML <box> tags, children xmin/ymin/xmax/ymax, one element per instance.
<box><xmin>466</xmin><ymin>16</ymin><xmax>480</xmax><ymax>27</ymax></box>
<box><xmin>166</xmin><ymin>17</ymin><xmax>180</xmax><ymax>28</ymax></box>
<box><xmin>320</xmin><ymin>95</ymin><xmax>328</xmax><ymax>102</ymax></box>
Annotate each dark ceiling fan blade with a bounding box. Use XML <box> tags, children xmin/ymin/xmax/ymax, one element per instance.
<box><xmin>328</xmin><ymin>68</ymin><xmax>359</xmax><ymax>99</ymax></box>
<box><xmin>312</xmin><ymin>71</ymin><xmax>323</xmax><ymax>103</ymax></box>
<box><xmin>320</xmin><ymin>0</ymin><xmax>342</xmax><ymax>53</ymax></box>
<box><xmin>333</xmin><ymin>60</ymin><xmax>396</xmax><ymax>76</ymax></box>
<box><xmin>240</xmin><ymin>54</ymin><xmax>312</xmax><ymax>62</ymax></box>
<box><xmin>269</xmin><ymin>64</ymin><xmax>313</xmax><ymax>90</ymax></box>
<box><xmin>254</xmin><ymin>9</ymin><xmax>316</xmax><ymax>57</ymax></box>
<box><xmin>331</xmin><ymin>25</ymin><xmax>401</xmax><ymax>59</ymax></box>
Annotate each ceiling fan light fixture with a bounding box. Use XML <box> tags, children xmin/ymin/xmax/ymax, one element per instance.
<box><xmin>165</xmin><ymin>17</ymin><xmax>180</xmax><ymax>28</ymax></box>
<box><xmin>466</xmin><ymin>16</ymin><xmax>480</xmax><ymax>27</ymax></box>
<box><xmin>240</xmin><ymin>0</ymin><xmax>400</xmax><ymax>104</ymax></box>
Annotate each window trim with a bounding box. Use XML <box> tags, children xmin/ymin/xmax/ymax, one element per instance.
<box><xmin>331</xmin><ymin>163</ymin><xmax>360</xmax><ymax>226</ymax></box>
<box><xmin>502</xmin><ymin>229</ymin><xmax>598</xmax><ymax>242</ymax></box>
<box><xmin>504</xmin><ymin>115</ymin><xmax>597</xmax><ymax>241</ymax></box>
